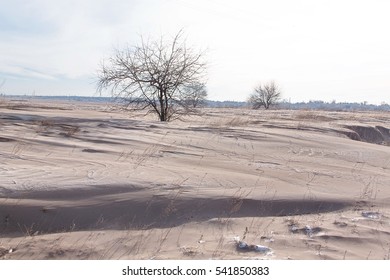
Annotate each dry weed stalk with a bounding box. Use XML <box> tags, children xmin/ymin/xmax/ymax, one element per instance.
<box><xmin>133</xmin><ymin>144</ymin><xmax>161</xmax><ymax>169</ymax></box>
<box><xmin>17</xmin><ymin>223</ymin><xmax>37</xmax><ymax>237</ymax></box>
<box><xmin>229</xmin><ymin>188</ymin><xmax>252</xmax><ymax>214</ymax></box>
<box><xmin>304</xmin><ymin>172</ymin><xmax>318</xmax><ymax>200</ymax></box>
<box><xmin>117</xmin><ymin>149</ymin><xmax>134</xmax><ymax>162</ymax></box>
<box><xmin>12</xmin><ymin>141</ymin><xmax>29</xmax><ymax>156</ymax></box>
<box><xmin>212</xmin><ymin>235</ymin><xmax>225</xmax><ymax>259</ymax></box>
<box><xmin>154</xmin><ymin>228</ymin><xmax>172</xmax><ymax>256</ymax></box>
<box><xmin>359</xmin><ymin>176</ymin><xmax>379</xmax><ymax>201</ymax></box>
<box><xmin>181</xmin><ymin>245</ymin><xmax>200</xmax><ymax>257</ymax></box>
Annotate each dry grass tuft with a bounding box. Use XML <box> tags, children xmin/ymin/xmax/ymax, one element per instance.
<box><xmin>294</xmin><ymin>110</ymin><xmax>335</xmax><ymax>122</ymax></box>
<box><xmin>34</xmin><ymin>120</ymin><xmax>80</xmax><ymax>137</ymax></box>
<box><xmin>181</xmin><ymin>246</ymin><xmax>200</xmax><ymax>257</ymax></box>
<box><xmin>209</xmin><ymin>116</ymin><xmax>250</xmax><ymax>128</ymax></box>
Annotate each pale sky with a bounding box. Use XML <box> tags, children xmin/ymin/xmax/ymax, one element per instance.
<box><xmin>1</xmin><ymin>0</ymin><xmax>389</xmax><ymax>104</ymax></box>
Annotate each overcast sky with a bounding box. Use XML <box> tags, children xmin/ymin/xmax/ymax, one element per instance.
<box><xmin>1</xmin><ymin>0</ymin><xmax>389</xmax><ymax>104</ymax></box>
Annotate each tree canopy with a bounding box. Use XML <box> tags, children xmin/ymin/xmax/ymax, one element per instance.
<box><xmin>248</xmin><ymin>81</ymin><xmax>281</xmax><ymax>109</ymax></box>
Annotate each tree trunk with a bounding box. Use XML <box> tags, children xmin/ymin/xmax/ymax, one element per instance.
<box><xmin>163</xmin><ymin>90</ymin><xmax>169</xmax><ymax>121</ymax></box>
<box><xmin>159</xmin><ymin>91</ymin><xmax>166</xmax><ymax>121</ymax></box>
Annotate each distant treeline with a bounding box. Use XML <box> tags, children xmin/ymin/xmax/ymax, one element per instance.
<box><xmin>3</xmin><ymin>95</ymin><xmax>390</xmax><ymax>111</ymax></box>
<box><xmin>206</xmin><ymin>100</ymin><xmax>390</xmax><ymax>111</ymax></box>
<box><xmin>278</xmin><ymin>100</ymin><xmax>390</xmax><ymax>112</ymax></box>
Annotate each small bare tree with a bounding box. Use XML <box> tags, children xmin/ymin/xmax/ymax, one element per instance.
<box><xmin>180</xmin><ymin>82</ymin><xmax>208</xmax><ymax>108</ymax></box>
<box><xmin>248</xmin><ymin>81</ymin><xmax>281</xmax><ymax>109</ymax></box>
<box><xmin>97</xmin><ymin>31</ymin><xmax>206</xmax><ymax>121</ymax></box>
<box><xmin>0</xmin><ymin>79</ymin><xmax>5</xmax><ymax>100</ymax></box>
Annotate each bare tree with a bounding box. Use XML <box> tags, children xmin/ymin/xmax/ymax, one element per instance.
<box><xmin>180</xmin><ymin>82</ymin><xmax>208</xmax><ymax>108</ymax></box>
<box><xmin>97</xmin><ymin>31</ymin><xmax>206</xmax><ymax>121</ymax></box>
<box><xmin>248</xmin><ymin>81</ymin><xmax>281</xmax><ymax>109</ymax></box>
<box><xmin>0</xmin><ymin>79</ymin><xmax>5</xmax><ymax>97</ymax></box>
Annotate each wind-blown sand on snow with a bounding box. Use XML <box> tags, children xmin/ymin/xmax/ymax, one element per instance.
<box><xmin>1</xmin><ymin>99</ymin><xmax>390</xmax><ymax>259</ymax></box>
